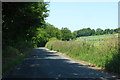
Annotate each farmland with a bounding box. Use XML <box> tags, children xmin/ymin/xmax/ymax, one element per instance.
<box><xmin>45</xmin><ymin>34</ymin><xmax>120</xmax><ymax>73</ymax></box>
<box><xmin>76</xmin><ymin>34</ymin><xmax>118</xmax><ymax>42</ymax></box>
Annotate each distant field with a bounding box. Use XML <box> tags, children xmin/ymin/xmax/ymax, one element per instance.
<box><xmin>76</xmin><ymin>34</ymin><xmax>118</xmax><ymax>42</ymax></box>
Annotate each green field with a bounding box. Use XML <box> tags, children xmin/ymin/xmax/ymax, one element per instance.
<box><xmin>45</xmin><ymin>34</ymin><xmax>120</xmax><ymax>73</ymax></box>
<box><xmin>76</xmin><ymin>34</ymin><xmax>118</xmax><ymax>42</ymax></box>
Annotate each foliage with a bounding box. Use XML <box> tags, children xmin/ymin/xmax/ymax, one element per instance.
<box><xmin>2</xmin><ymin>2</ymin><xmax>49</xmax><ymax>73</ymax></box>
<box><xmin>32</xmin><ymin>23</ymin><xmax>62</xmax><ymax>47</ymax></box>
<box><xmin>3</xmin><ymin>46</ymin><xmax>19</xmax><ymax>57</ymax></box>
<box><xmin>61</xmin><ymin>27</ymin><xmax>72</xmax><ymax>41</ymax></box>
<box><xmin>49</xmin><ymin>37</ymin><xmax>58</xmax><ymax>41</ymax></box>
<box><xmin>32</xmin><ymin>28</ymin><xmax>49</xmax><ymax>47</ymax></box>
<box><xmin>95</xmin><ymin>28</ymin><xmax>103</xmax><ymax>35</ymax></box>
<box><xmin>76</xmin><ymin>28</ymin><xmax>93</xmax><ymax>37</ymax></box>
<box><xmin>45</xmin><ymin>23</ymin><xmax>62</xmax><ymax>40</ymax></box>
<box><xmin>2</xmin><ymin>2</ymin><xmax>120</xmax><ymax>74</ymax></box>
<box><xmin>3</xmin><ymin>48</ymin><xmax>32</xmax><ymax>74</ymax></box>
<box><xmin>45</xmin><ymin>36</ymin><xmax>120</xmax><ymax>73</ymax></box>
<box><xmin>74</xmin><ymin>27</ymin><xmax>119</xmax><ymax>38</ymax></box>
<box><xmin>2</xmin><ymin>2</ymin><xmax>49</xmax><ymax>48</ymax></box>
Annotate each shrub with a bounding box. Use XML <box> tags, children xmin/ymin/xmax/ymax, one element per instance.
<box><xmin>3</xmin><ymin>46</ymin><xmax>19</xmax><ymax>57</ymax></box>
<box><xmin>45</xmin><ymin>36</ymin><xmax>120</xmax><ymax>73</ymax></box>
<box><xmin>49</xmin><ymin>37</ymin><xmax>58</xmax><ymax>41</ymax></box>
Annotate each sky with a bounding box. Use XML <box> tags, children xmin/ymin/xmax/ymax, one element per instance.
<box><xmin>45</xmin><ymin>1</ymin><xmax>118</xmax><ymax>32</ymax></box>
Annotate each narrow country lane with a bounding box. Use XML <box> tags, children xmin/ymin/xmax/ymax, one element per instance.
<box><xmin>3</xmin><ymin>47</ymin><xmax>116</xmax><ymax>79</ymax></box>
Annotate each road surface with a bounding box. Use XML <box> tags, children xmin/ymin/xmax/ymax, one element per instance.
<box><xmin>3</xmin><ymin>47</ymin><xmax>115</xmax><ymax>79</ymax></box>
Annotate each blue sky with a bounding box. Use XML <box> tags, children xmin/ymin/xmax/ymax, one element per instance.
<box><xmin>45</xmin><ymin>2</ymin><xmax>118</xmax><ymax>32</ymax></box>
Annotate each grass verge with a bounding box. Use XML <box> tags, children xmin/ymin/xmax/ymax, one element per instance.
<box><xmin>2</xmin><ymin>48</ymin><xmax>32</xmax><ymax>75</ymax></box>
<box><xmin>45</xmin><ymin>36</ymin><xmax>120</xmax><ymax>73</ymax></box>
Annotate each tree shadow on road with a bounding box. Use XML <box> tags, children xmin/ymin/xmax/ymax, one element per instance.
<box><xmin>3</xmin><ymin>48</ymin><xmax>116</xmax><ymax>80</ymax></box>
<box><xmin>30</xmin><ymin>48</ymin><xmax>115</xmax><ymax>79</ymax></box>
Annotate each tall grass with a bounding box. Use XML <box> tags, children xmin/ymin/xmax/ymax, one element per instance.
<box><xmin>45</xmin><ymin>36</ymin><xmax>120</xmax><ymax>73</ymax></box>
<box><xmin>2</xmin><ymin>41</ymin><xmax>33</xmax><ymax>74</ymax></box>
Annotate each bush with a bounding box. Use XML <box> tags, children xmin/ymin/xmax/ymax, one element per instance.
<box><xmin>3</xmin><ymin>46</ymin><xmax>19</xmax><ymax>57</ymax></box>
<box><xmin>14</xmin><ymin>40</ymin><xmax>33</xmax><ymax>53</ymax></box>
<box><xmin>2</xmin><ymin>47</ymin><xmax>32</xmax><ymax>74</ymax></box>
<box><xmin>49</xmin><ymin>37</ymin><xmax>58</xmax><ymax>41</ymax></box>
<box><xmin>45</xmin><ymin>36</ymin><xmax>120</xmax><ymax>73</ymax></box>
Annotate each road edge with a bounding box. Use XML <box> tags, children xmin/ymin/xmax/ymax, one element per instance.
<box><xmin>45</xmin><ymin>48</ymin><xmax>119</xmax><ymax>79</ymax></box>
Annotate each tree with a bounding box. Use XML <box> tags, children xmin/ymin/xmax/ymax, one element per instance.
<box><xmin>114</xmin><ymin>28</ymin><xmax>118</xmax><ymax>33</ymax></box>
<box><xmin>61</xmin><ymin>27</ymin><xmax>72</xmax><ymax>41</ymax></box>
<box><xmin>2</xmin><ymin>2</ymin><xmax>49</xmax><ymax>48</ymax></box>
<box><xmin>76</xmin><ymin>28</ymin><xmax>92</xmax><ymax>37</ymax></box>
<box><xmin>96</xmin><ymin>28</ymin><xmax>103</xmax><ymax>35</ymax></box>
<box><xmin>110</xmin><ymin>29</ymin><xmax>114</xmax><ymax>34</ymax></box>
<box><xmin>73</xmin><ymin>31</ymin><xmax>77</xmax><ymax>38</ymax></box>
<box><xmin>91</xmin><ymin>29</ymin><xmax>95</xmax><ymax>35</ymax></box>
<box><xmin>32</xmin><ymin>28</ymin><xmax>49</xmax><ymax>47</ymax></box>
<box><xmin>45</xmin><ymin>23</ymin><xmax>62</xmax><ymax>40</ymax></box>
<box><xmin>118</xmin><ymin>27</ymin><xmax>120</xmax><ymax>34</ymax></box>
<box><xmin>104</xmin><ymin>29</ymin><xmax>110</xmax><ymax>34</ymax></box>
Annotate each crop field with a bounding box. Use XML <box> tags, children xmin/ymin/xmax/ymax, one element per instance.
<box><xmin>46</xmin><ymin>33</ymin><xmax>120</xmax><ymax>73</ymax></box>
<box><xmin>76</xmin><ymin>34</ymin><xmax>118</xmax><ymax>43</ymax></box>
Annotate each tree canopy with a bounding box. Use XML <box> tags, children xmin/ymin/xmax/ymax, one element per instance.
<box><xmin>2</xmin><ymin>2</ymin><xmax>49</xmax><ymax>49</ymax></box>
<box><xmin>61</xmin><ymin>27</ymin><xmax>72</xmax><ymax>41</ymax></box>
<box><xmin>2</xmin><ymin>2</ymin><xmax>119</xmax><ymax>49</ymax></box>
<box><xmin>73</xmin><ymin>27</ymin><xmax>118</xmax><ymax>38</ymax></box>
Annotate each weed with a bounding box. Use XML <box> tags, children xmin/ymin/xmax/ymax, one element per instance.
<box><xmin>45</xmin><ymin>35</ymin><xmax>120</xmax><ymax>73</ymax></box>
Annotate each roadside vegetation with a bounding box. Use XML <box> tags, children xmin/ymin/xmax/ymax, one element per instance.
<box><xmin>2</xmin><ymin>46</ymin><xmax>32</xmax><ymax>73</ymax></box>
<box><xmin>45</xmin><ymin>34</ymin><xmax>120</xmax><ymax>73</ymax></box>
<box><xmin>2</xmin><ymin>2</ymin><xmax>120</xmax><ymax>75</ymax></box>
<box><xmin>2</xmin><ymin>2</ymin><xmax>49</xmax><ymax>74</ymax></box>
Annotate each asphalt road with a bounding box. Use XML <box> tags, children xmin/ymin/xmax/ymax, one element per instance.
<box><xmin>3</xmin><ymin>47</ymin><xmax>116</xmax><ymax>79</ymax></box>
